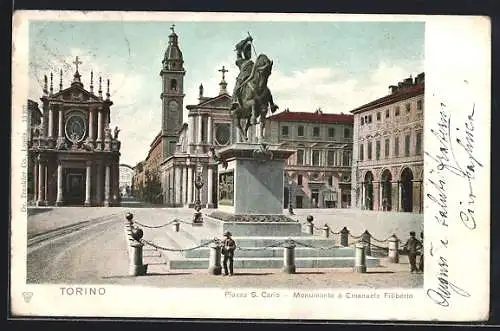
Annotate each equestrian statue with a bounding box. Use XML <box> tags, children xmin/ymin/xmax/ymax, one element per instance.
<box><xmin>230</xmin><ymin>34</ymin><xmax>279</xmax><ymax>142</ymax></box>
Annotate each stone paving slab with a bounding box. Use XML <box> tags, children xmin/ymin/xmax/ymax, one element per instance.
<box><xmin>103</xmin><ymin>257</ymin><xmax>423</xmax><ymax>289</ymax></box>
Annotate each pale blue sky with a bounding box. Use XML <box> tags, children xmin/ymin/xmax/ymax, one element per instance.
<box><xmin>28</xmin><ymin>20</ymin><xmax>424</xmax><ymax>165</ymax></box>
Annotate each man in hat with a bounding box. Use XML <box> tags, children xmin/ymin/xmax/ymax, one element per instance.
<box><xmin>417</xmin><ymin>231</ymin><xmax>424</xmax><ymax>272</ymax></box>
<box><xmin>221</xmin><ymin>231</ymin><xmax>236</xmax><ymax>276</ymax></box>
<box><xmin>403</xmin><ymin>231</ymin><xmax>422</xmax><ymax>273</ymax></box>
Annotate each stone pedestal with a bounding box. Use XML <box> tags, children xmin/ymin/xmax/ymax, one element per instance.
<box><xmin>216</xmin><ymin>143</ymin><xmax>295</xmax><ymax>215</ymax></box>
<box><xmin>210</xmin><ymin>142</ymin><xmax>300</xmax><ymax>236</ymax></box>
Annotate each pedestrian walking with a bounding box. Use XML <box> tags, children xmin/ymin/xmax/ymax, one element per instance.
<box><xmin>417</xmin><ymin>231</ymin><xmax>424</xmax><ymax>273</ymax></box>
<box><xmin>403</xmin><ymin>231</ymin><xmax>422</xmax><ymax>273</ymax></box>
<box><xmin>221</xmin><ymin>231</ymin><xmax>236</xmax><ymax>276</ymax></box>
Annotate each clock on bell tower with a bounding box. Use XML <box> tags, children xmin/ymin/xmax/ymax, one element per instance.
<box><xmin>160</xmin><ymin>24</ymin><xmax>186</xmax><ymax>158</ymax></box>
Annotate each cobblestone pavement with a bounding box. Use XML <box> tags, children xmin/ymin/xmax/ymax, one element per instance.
<box><xmin>27</xmin><ymin>205</ymin><xmax>196</xmax><ymax>237</ymax></box>
<box><xmin>26</xmin><ymin>205</ymin><xmax>423</xmax><ymax>288</ymax></box>
<box><xmin>105</xmin><ymin>256</ymin><xmax>423</xmax><ymax>289</ymax></box>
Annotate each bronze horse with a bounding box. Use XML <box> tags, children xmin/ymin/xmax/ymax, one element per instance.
<box><xmin>232</xmin><ymin>54</ymin><xmax>279</xmax><ymax>142</ymax></box>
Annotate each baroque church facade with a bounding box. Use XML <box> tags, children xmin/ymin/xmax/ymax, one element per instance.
<box><xmin>28</xmin><ymin>58</ymin><xmax>122</xmax><ymax>207</ymax></box>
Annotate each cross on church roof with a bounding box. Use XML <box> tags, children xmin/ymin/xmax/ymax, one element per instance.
<box><xmin>73</xmin><ymin>56</ymin><xmax>82</xmax><ymax>72</ymax></box>
<box><xmin>170</xmin><ymin>24</ymin><xmax>175</xmax><ymax>33</ymax></box>
<box><xmin>218</xmin><ymin>65</ymin><xmax>228</xmax><ymax>81</ymax></box>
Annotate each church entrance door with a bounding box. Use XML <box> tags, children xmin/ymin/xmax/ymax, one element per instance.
<box><xmin>65</xmin><ymin>169</ymin><xmax>85</xmax><ymax>205</ymax></box>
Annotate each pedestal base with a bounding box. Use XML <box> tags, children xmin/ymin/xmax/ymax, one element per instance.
<box><xmin>281</xmin><ymin>265</ymin><xmax>296</xmax><ymax>274</ymax></box>
<box><xmin>84</xmin><ymin>201</ymin><xmax>92</xmax><ymax>207</ymax></box>
<box><xmin>208</xmin><ymin>266</ymin><xmax>222</xmax><ymax>275</ymax></box>
<box><xmin>55</xmin><ymin>201</ymin><xmax>64</xmax><ymax>207</ymax></box>
<box><xmin>129</xmin><ymin>264</ymin><xmax>148</xmax><ymax>276</ymax></box>
<box><xmin>206</xmin><ymin>212</ymin><xmax>302</xmax><ymax>237</ymax></box>
<box><xmin>353</xmin><ymin>265</ymin><xmax>367</xmax><ymax>273</ymax></box>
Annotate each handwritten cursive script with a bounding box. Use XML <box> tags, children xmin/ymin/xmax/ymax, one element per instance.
<box><xmin>427</xmin><ymin>245</ymin><xmax>471</xmax><ymax>307</ymax></box>
<box><xmin>424</xmin><ymin>87</ymin><xmax>482</xmax><ymax>307</ymax></box>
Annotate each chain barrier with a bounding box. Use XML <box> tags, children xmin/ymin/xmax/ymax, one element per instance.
<box><xmin>132</xmin><ymin>218</ymin><xmax>196</xmax><ymax>229</ymax></box>
<box><xmin>370</xmin><ymin>235</ymin><xmax>391</xmax><ymax>243</ymax></box>
<box><xmin>357</xmin><ymin>239</ymin><xmax>389</xmax><ymax>251</ymax></box>
<box><xmin>348</xmin><ymin>233</ymin><xmax>362</xmax><ymax>240</ymax></box>
<box><xmin>328</xmin><ymin>229</ymin><xmax>341</xmax><ymax>235</ymax></box>
<box><xmin>132</xmin><ymin>219</ymin><xmax>180</xmax><ymax>229</ymax></box>
<box><xmin>140</xmin><ymin>238</ymin><xmax>216</xmax><ymax>252</ymax></box>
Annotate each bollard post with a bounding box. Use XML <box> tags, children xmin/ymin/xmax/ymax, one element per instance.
<box><xmin>129</xmin><ymin>241</ymin><xmax>148</xmax><ymax>276</ymax></box>
<box><xmin>388</xmin><ymin>234</ymin><xmax>399</xmax><ymax>263</ymax></box>
<box><xmin>323</xmin><ymin>224</ymin><xmax>330</xmax><ymax>238</ymax></box>
<box><xmin>173</xmin><ymin>220</ymin><xmax>180</xmax><ymax>233</ymax></box>
<box><xmin>125</xmin><ymin>213</ymin><xmax>133</xmax><ymax>234</ymax></box>
<box><xmin>305</xmin><ymin>215</ymin><xmax>314</xmax><ymax>235</ymax></box>
<box><xmin>340</xmin><ymin>226</ymin><xmax>349</xmax><ymax>247</ymax></box>
<box><xmin>281</xmin><ymin>241</ymin><xmax>296</xmax><ymax>274</ymax></box>
<box><xmin>354</xmin><ymin>242</ymin><xmax>367</xmax><ymax>273</ymax></box>
<box><xmin>208</xmin><ymin>242</ymin><xmax>222</xmax><ymax>275</ymax></box>
<box><xmin>361</xmin><ymin>230</ymin><xmax>372</xmax><ymax>256</ymax></box>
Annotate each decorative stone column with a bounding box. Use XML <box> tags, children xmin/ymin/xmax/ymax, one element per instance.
<box><xmin>48</xmin><ymin>106</ymin><xmax>54</xmax><ymax>139</ymax></box>
<box><xmin>378</xmin><ymin>181</ymin><xmax>383</xmax><ymax>210</ymax></box>
<box><xmin>188</xmin><ymin>115</ymin><xmax>195</xmax><ymax>153</ymax></box>
<box><xmin>93</xmin><ymin>162</ymin><xmax>100</xmax><ymax>205</ymax></box>
<box><xmin>88</xmin><ymin>108</ymin><xmax>95</xmax><ymax>143</ymax></box>
<box><xmin>96</xmin><ymin>108</ymin><xmax>103</xmax><ymax>150</ymax></box>
<box><xmin>361</xmin><ymin>182</ymin><xmax>365</xmax><ymax>210</ymax></box>
<box><xmin>33</xmin><ymin>158</ymin><xmax>39</xmax><ymax>203</ymax></box>
<box><xmin>56</xmin><ymin>161</ymin><xmax>63</xmax><ymax>206</ymax></box>
<box><xmin>174</xmin><ymin>167</ymin><xmax>181</xmax><ymax>206</ymax></box>
<box><xmin>104</xmin><ymin>163</ymin><xmax>111</xmax><ymax>207</ymax></box>
<box><xmin>206</xmin><ymin>165</ymin><xmax>214</xmax><ymax>208</ymax></box>
<box><xmin>398</xmin><ymin>181</ymin><xmax>403</xmax><ymax>212</ymax></box>
<box><xmin>196</xmin><ymin>115</ymin><xmax>203</xmax><ymax>152</ymax></box>
<box><xmin>36</xmin><ymin>156</ymin><xmax>45</xmax><ymax>206</ymax></box>
<box><xmin>181</xmin><ymin>166</ymin><xmax>187</xmax><ymax>205</ymax></box>
<box><xmin>207</xmin><ymin>116</ymin><xmax>213</xmax><ymax>145</ymax></box>
<box><xmin>373</xmin><ymin>181</ymin><xmax>380</xmax><ymax>210</ymax></box>
<box><xmin>187</xmin><ymin>164</ymin><xmax>193</xmax><ymax>206</ymax></box>
<box><xmin>57</xmin><ymin>107</ymin><xmax>65</xmax><ymax>148</ymax></box>
<box><xmin>85</xmin><ymin>160</ymin><xmax>92</xmax><ymax>206</ymax></box>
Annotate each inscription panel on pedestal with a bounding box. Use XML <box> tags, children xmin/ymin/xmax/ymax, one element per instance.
<box><xmin>218</xmin><ymin>171</ymin><xmax>234</xmax><ymax>206</ymax></box>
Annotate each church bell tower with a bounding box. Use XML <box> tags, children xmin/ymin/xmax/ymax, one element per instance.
<box><xmin>160</xmin><ymin>24</ymin><xmax>186</xmax><ymax>158</ymax></box>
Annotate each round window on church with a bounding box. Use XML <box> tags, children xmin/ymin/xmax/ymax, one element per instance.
<box><xmin>215</xmin><ymin>123</ymin><xmax>231</xmax><ymax>146</ymax></box>
<box><xmin>65</xmin><ymin>114</ymin><xmax>87</xmax><ymax>143</ymax></box>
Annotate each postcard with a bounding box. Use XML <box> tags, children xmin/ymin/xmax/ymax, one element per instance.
<box><xmin>10</xmin><ymin>11</ymin><xmax>490</xmax><ymax>321</ymax></box>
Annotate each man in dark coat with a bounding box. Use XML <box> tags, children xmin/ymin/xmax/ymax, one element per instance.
<box><xmin>221</xmin><ymin>231</ymin><xmax>236</xmax><ymax>276</ymax></box>
<box><xmin>417</xmin><ymin>231</ymin><xmax>424</xmax><ymax>272</ymax></box>
<box><xmin>403</xmin><ymin>231</ymin><xmax>422</xmax><ymax>273</ymax></box>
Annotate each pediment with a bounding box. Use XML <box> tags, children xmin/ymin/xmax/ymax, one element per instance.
<box><xmin>51</xmin><ymin>84</ymin><xmax>101</xmax><ymax>103</ymax></box>
<box><xmin>198</xmin><ymin>93</ymin><xmax>231</xmax><ymax>109</ymax></box>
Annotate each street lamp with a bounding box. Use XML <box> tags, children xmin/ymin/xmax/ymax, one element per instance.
<box><xmin>288</xmin><ymin>178</ymin><xmax>294</xmax><ymax>215</ymax></box>
<box><xmin>193</xmin><ymin>162</ymin><xmax>204</xmax><ymax>225</ymax></box>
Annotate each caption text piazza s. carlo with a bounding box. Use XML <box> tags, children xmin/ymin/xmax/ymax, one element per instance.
<box><xmin>224</xmin><ymin>290</ymin><xmax>413</xmax><ymax>299</ymax></box>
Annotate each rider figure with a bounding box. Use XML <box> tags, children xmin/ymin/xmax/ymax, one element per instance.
<box><xmin>230</xmin><ymin>35</ymin><xmax>254</xmax><ymax>112</ymax></box>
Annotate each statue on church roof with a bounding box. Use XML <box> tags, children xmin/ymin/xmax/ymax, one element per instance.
<box><xmin>114</xmin><ymin>126</ymin><xmax>120</xmax><ymax>139</ymax></box>
<box><xmin>104</xmin><ymin>126</ymin><xmax>112</xmax><ymax>141</ymax></box>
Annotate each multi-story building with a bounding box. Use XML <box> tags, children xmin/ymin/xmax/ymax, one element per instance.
<box><xmin>265</xmin><ymin>108</ymin><xmax>354</xmax><ymax>208</ymax></box>
<box><xmin>28</xmin><ymin>59</ymin><xmax>122</xmax><ymax>206</ymax></box>
<box><xmin>350</xmin><ymin>72</ymin><xmax>424</xmax><ymax>213</ymax></box>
